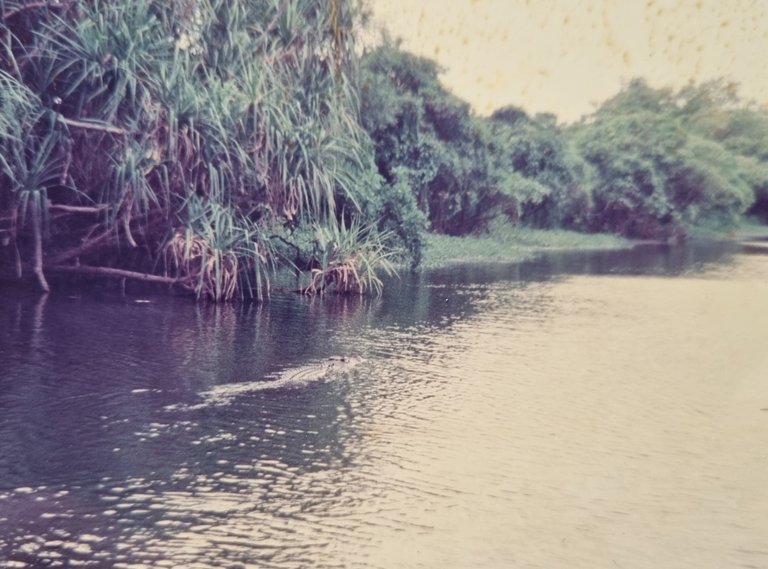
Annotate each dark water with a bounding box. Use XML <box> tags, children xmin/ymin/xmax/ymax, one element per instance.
<box><xmin>2</xmin><ymin>242</ymin><xmax>768</xmax><ymax>569</ymax></box>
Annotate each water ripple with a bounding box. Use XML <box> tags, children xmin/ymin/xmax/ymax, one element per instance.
<box><xmin>2</xmin><ymin>246</ymin><xmax>768</xmax><ymax>568</ymax></box>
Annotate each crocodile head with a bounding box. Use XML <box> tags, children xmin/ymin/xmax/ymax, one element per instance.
<box><xmin>327</xmin><ymin>356</ymin><xmax>363</xmax><ymax>369</ymax></box>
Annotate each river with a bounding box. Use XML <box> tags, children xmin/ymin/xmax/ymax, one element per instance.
<box><xmin>1</xmin><ymin>242</ymin><xmax>767</xmax><ymax>569</ymax></box>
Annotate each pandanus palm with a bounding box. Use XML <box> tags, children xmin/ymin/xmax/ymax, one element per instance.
<box><xmin>1</xmin><ymin>0</ymin><xmax>390</xmax><ymax>300</ymax></box>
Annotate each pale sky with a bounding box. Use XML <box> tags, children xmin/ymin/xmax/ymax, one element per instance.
<box><xmin>367</xmin><ymin>0</ymin><xmax>768</xmax><ymax>122</ymax></box>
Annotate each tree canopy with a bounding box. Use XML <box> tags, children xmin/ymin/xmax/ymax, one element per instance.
<box><xmin>359</xmin><ymin>61</ymin><xmax>768</xmax><ymax>242</ymax></box>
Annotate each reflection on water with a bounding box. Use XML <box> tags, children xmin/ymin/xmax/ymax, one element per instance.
<box><xmin>1</xmin><ymin>242</ymin><xmax>767</xmax><ymax>568</ymax></box>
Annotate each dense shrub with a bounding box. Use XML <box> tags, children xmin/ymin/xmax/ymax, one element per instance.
<box><xmin>1</xmin><ymin>0</ymin><xmax>390</xmax><ymax>299</ymax></box>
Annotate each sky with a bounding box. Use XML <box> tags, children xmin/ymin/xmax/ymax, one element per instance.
<box><xmin>366</xmin><ymin>0</ymin><xmax>768</xmax><ymax>122</ymax></box>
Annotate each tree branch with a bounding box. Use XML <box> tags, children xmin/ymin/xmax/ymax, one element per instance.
<box><xmin>48</xmin><ymin>264</ymin><xmax>180</xmax><ymax>285</ymax></box>
<box><xmin>58</xmin><ymin>116</ymin><xmax>127</xmax><ymax>135</ymax></box>
<box><xmin>48</xmin><ymin>203</ymin><xmax>109</xmax><ymax>214</ymax></box>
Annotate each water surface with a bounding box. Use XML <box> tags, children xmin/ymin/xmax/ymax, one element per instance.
<box><xmin>1</xmin><ymin>242</ymin><xmax>767</xmax><ymax>568</ymax></box>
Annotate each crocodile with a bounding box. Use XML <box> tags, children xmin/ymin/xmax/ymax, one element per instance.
<box><xmin>270</xmin><ymin>356</ymin><xmax>358</xmax><ymax>389</ymax></box>
<box><xmin>170</xmin><ymin>356</ymin><xmax>362</xmax><ymax>410</ymax></box>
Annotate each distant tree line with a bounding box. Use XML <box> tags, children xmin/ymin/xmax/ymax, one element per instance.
<box><xmin>359</xmin><ymin>44</ymin><xmax>768</xmax><ymax>246</ymax></box>
<box><xmin>1</xmin><ymin>3</ymin><xmax>766</xmax><ymax>300</ymax></box>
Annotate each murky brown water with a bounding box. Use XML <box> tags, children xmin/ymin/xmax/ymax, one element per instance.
<box><xmin>1</xmin><ymin>242</ymin><xmax>767</xmax><ymax>568</ymax></box>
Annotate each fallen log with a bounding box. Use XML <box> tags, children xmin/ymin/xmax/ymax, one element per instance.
<box><xmin>47</xmin><ymin>264</ymin><xmax>180</xmax><ymax>285</ymax></box>
<box><xmin>48</xmin><ymin>203</ymin><xmax>109</xmax><ymax>215</ymax></box>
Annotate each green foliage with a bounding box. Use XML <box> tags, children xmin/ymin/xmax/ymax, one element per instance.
<box><xmin>678</xmin><ymin>82</ymin><xmax>768</xmax><ymax>222</ymax></box>
<box><xmin>489</xmin><ymin>107</ymin><xmax>590</xmax><ymax>229</ymax></box>
<box><xmin>0</xmin><ymin>71</ymin><xmax>63</xmax><ymax>243</ymax></box>
<box><xmin>573</xmin><ymin>107</ymin><xmax>686</xmax><ymax>238</ymax></box>
<box><xmin>359</xmin><ymin>46</ymin><xmax>596</xmax><ymax>245</ymax></box>
<box><xmin>360</xmin><ymin>49</ymin><xmax>768</xmax><ymax>244</ymax></box>
<box><xmin>571</xmin><ymin>79</ymin><xmax>763</xmax><ymax>238</ymax></box>
<box><xmin>422</xmin><ymin>220</ymin><xmax>628</xmax><ymax>268</ymax></box>
<box><xmin>301</xmin><ymin>219</ymin><xmax>397</xmax><ymax>296</ymax></box>
<box><xmin>1</xmin><ymin>0</ymin><xmax>390</xmax><ymax>298</ymax></box>
<box><xmin>368</xmin><ymin>167</ymin><xmax>428</xmax><ymax>268</ymax></box>
<box><xmin>4</xmin><ymin>4</ymin><xmax>768</xmax><ymax>294</ymax></box>
<box><xmin>359</xmin><ymin>44</ymin><xmax>499</xmax><ymax>239</ymax></box>
<box><xmin>674</xmin><ymin>136</ymin><xmax>760</xmax><ymax>227</ymax></box>
<box><xmin>0</xmin><ymin>71</ymin><xmax>41</xmax><ymax>142</ymax></box>
<box><xmin>165</xmin><ymin>194</ymin><xmax>275</xmax><ymax>301</ymax></box>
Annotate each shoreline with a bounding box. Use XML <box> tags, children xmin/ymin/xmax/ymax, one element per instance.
<box><xmin>416</xmin><ymin>218</ymin><xmax>768</xmax><ymax>271</ymax></box>
<box><xmin>417</xmin><ymin>226</ymin><xmax>633</xmax><ymax>270</ymax></box>
<box><xmin>2</xmin><ymin>222</ymin><xmax>767</xmax><ymax>297</ymax></box>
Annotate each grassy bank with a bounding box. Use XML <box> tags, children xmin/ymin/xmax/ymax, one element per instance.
<box><xmin>421</xmin><ymin>215</ymin><xmax>768</xmax><ymax>270</ymax></box>
<box><xmin>420</xmin><ymin>222</ymin><xmax>631</xmax><ymax>269</ymax></box>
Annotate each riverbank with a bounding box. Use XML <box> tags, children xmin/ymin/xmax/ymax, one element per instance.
<box><xmin>3</xmin><ymin>218</ymin><xmax>766</xmax><ymax>297</ymax></box>
<box><xmin>419</xmin><ymin>223</ymin><xmax>632</xmax><ymax>269</ymax></box>
<box><xmin>419</xmin><ymin>217</ymin><xmax>768</xmax><ymax>270</ymax></box>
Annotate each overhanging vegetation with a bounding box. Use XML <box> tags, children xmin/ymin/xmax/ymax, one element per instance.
<box><xmin>2</xmin><ymin>2</ymin><xmax>767</xmax><ymax>301</ymax></box>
